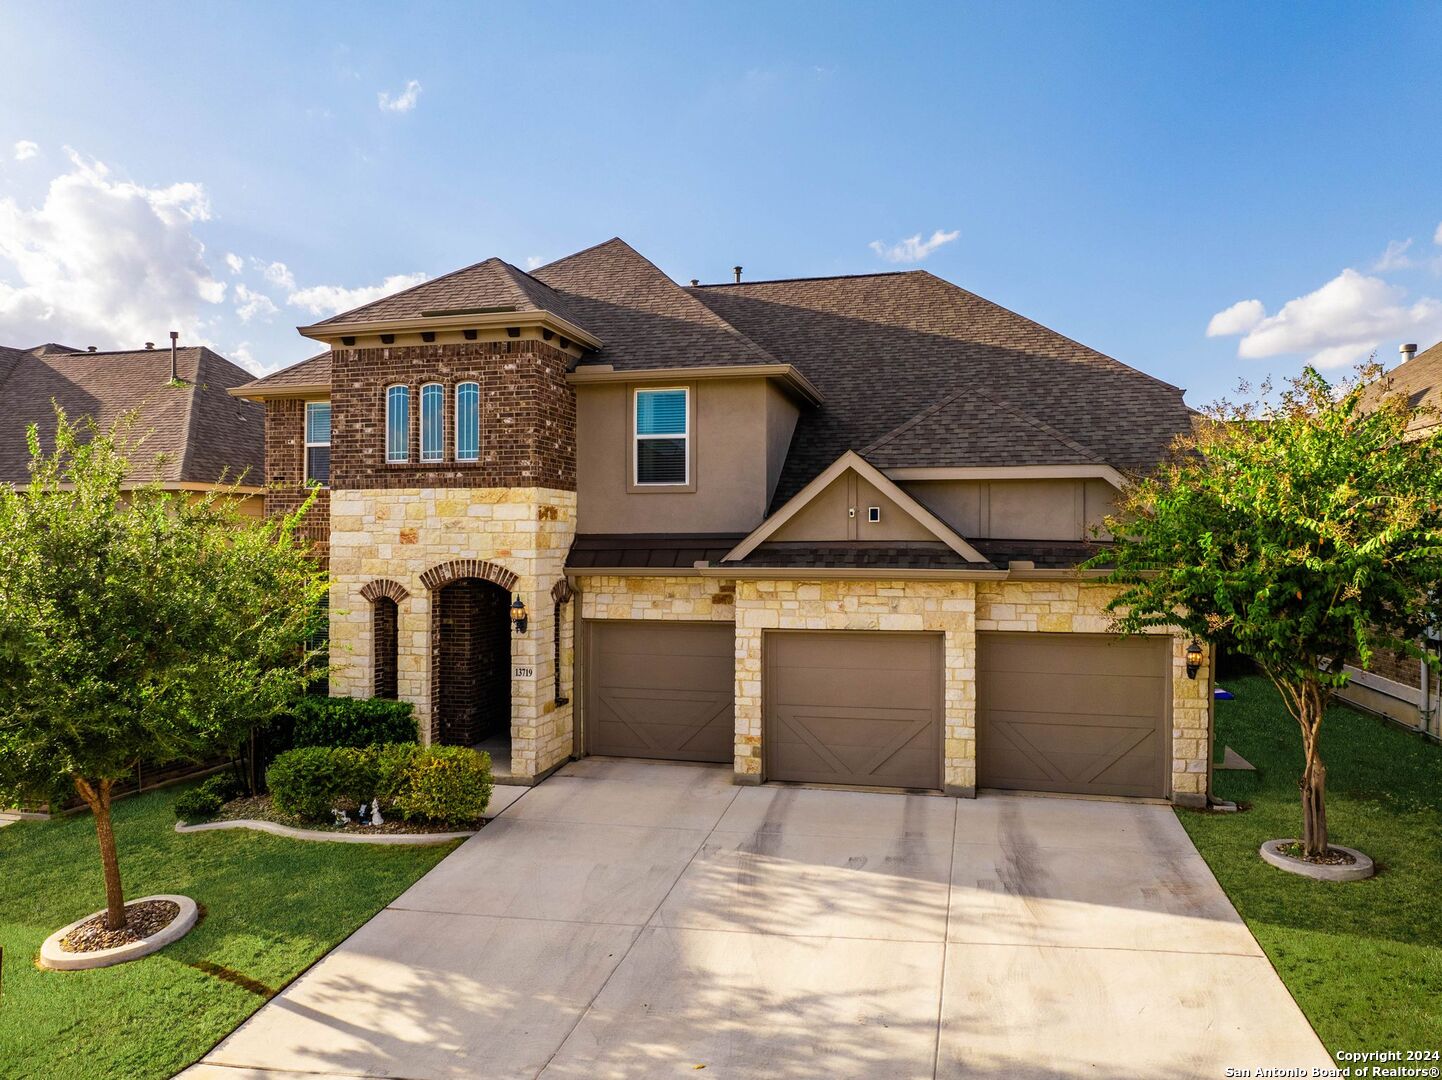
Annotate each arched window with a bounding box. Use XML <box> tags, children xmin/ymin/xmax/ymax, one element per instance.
<box><xmin>420</xmin><ymin>383</ymin><xmax>444</xmax><ymax>462</ymax></box>
<box><xmin>456</xmin><ymin>381</ymin><xmax>480</xmax><ymax>462</ymax></box>
<box><xmin>373</xmin><ymin>597</ymin><xmax>399</xmax><ymax>699</ymax></box>
<box><xmin>386</xmin><ymin>385</ymin><xmax>410</xmax><ymax>463</ymax></box>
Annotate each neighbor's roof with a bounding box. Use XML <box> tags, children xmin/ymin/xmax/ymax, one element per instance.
<box><xmin>247</xmin><ymin>237</ymin><xmax>1193</xmax><ymax>499</ymax></box>
<box><xmin>1367</xmin><ymin>341</ymin><xmax>1442</xmax><ymax>432</ymax></box>
<box><xmin>0</xmin><ymin>345</ymin><xmax>264</xmax><ymax>486</ymax></box>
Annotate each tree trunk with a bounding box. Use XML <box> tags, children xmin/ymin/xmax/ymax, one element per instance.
<box><xmin>1297</xmin><ymin>682</ymin><xmax>1329</xmax><ymax>857</ymax></box>
<box><xmin>74</xmin><ymin>776</ymin><xmax>126</xmax><ymax>931</ymax></box>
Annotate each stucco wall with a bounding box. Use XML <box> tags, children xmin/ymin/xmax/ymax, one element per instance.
<box><xmin>329</xmin><ymin>486</ymin><xmax>577</xmax><ymax>781</ymax></box>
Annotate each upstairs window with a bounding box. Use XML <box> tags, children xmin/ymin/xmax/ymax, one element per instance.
<box><xmin>386</xmin><ymin>385</ymin><xmax>410</xmax><ymax>463</ymax></box>
<box><xmin>420</xmin><ymin>383</ymin><xmax>444</xmax><ymax>462</ymax></box>
<box><xmin>304</xmin><ymin>401</ymin><xmax>331</xmax><ymax>486</ymax></box>
<box><xmin>456</xmin><ymin>382</ymin><xmax>480</xmax><ymax>462</ymax></box>
<box><xmin>634</xmin><ymin>387</ymin><xmax>689</xmax><ymax>486</ymax></box>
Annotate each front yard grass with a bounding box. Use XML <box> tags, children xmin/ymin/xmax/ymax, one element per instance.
<box><xmin>1179</xmin><ymin>674</ymin><xmax>1442</xmax><ymax>1057</ymax></box>
<box><xmin>0</xmin><ymin>780</ymin><xmax>456</xmax><ymax>1079</ymax></box>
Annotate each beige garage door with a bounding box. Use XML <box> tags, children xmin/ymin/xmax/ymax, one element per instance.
<box><xmin>766</xmin><ymin>632</ymin><xmax>943</xmax><ymax>790</ymax></box>
<box><xmin>585</xmin><ymin>621</ymin><xmax>734</xmax><ymax>763</ymax></box>
<box><xmin>977</xmin><ymin>632</ymin><xmax>1169</xmax><ymax>798</ymax></box>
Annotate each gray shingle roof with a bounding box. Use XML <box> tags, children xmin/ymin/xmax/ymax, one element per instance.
<box><xmin>0</xmin><ymin>345</ymin><xmax>264</xmax><ymax>486</ymax></box>
<box><xmin>306</xmin><ymin>257</ymin><xmax>585</xmax><ymax>330</ymax></box>
<box><xmin>233</xmin><ymin>351</ymin><xmax>331</xmax><ymax>396</ymax></box>
<box><xmin>1366</xmin><ymin>340</ymin><xmax>1442</xmax><ymax>432</ymax></box>
<box><xmin>685</xmin><ymin>271</ymin><xmax>1192</xmax><ymax>505</ymax></box>
<box><xmin>530</xmin><ymin>238</ymin><xmax>777</xmax><ymax>369</ymax></box>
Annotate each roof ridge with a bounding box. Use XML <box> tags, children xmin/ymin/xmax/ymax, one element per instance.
<box><xmin>173</xmin><ymin>348</ymin><xmax>204</xmax><ymax>484</ymax></box>
<box><xmin>913</xmin><ymin>270</ymin><xmax>1186</xmax><ymax>396</ymax></box>
<box><xmin>307</xmin><ymin>258</ymin><xmax>497</xmax><ymax>327</ymax></box>
<box><xmin>692</xmin><ymin>270</ymin><xmax>916</xmax><ymax>288</ymax></box>
<box><xmin>973</xmin><ymin>387</ymin><xmax>1108</xmax><ymax>463</ymax></box>
<box><xmin>531</xmin><ymin>236</ymin><xmax>626</xmax><ymax>273</ymax></box>
<box><xmin>860</xmin><ymin>391</ymin><xmax>965</xmax><ymax>455</ymax></box>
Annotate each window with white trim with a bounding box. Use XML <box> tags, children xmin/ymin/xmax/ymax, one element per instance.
<box><xmin>385</xmin><ymin>385</ymin><xmax>410</xmax><ymax>463</ymax></box>
<box><xmin>304</xmin><ymin>401</ymin><xmax>331</xmax><ymax>486</ymax></box>
<box><xmin>634</xmin><ymin>387</ymin><xmax>689</xmax><ymax>485</ymax></box>
<box><xmin>455</xmin><ymin>381</ymin><xmax>480</xmax><ymax>462</ymax></box>
<box><xmin>420</xmin><ymin>383</ymin><xmax>444</xmax><ymax>462</ymax></box>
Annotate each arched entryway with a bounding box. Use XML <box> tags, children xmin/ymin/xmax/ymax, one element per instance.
<box><xmin>422</xmin><ymin>560</ymin><xmax>518</xmax><ymax>775</ymax></box>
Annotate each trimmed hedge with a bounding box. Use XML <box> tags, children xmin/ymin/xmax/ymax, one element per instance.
<box><xmin>289</xmin><ymin>697</ymin><xmax>418</xmax><ymax>750</ymax></box>
<box><xmin>265</xmin><ymin>744</ymin><xmax>492</xmax><ymax>826</ymax></box>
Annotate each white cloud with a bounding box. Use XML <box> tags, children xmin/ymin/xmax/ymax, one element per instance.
<box><xmin>229</xmin><ymin>341</ymin><xmax>258</xmax><ymax>373</ymax></box>
<box><xmin>224</xmin><ymin>252</ymin><xmax>244</xmax><ymax>274</ymax></box>
<box><xmin>377</xmin><ymin>79</ymin><xmax>422</xmax><ymax>113</ymax></box>
<box><xmin>1207</xmin><ymin>268</ymin><xmax>1442</xmax><ymax>369</ymax></box>
<box><xmin>233</xmin><ymin>283</ymin><xmax>278</xmax><ymax>322</ymax></box>
<box><xmin>1373</xmin><ymin>238</ymin><xmax>1415</xmax><ymax>272</ymax></box>
<box><xmin>1435</xmin><ymin>222</ymin><xmax>1442</xmax><ymax>247</ymax></box>
<box><xmin>0</xmin><ymin>148</ymin><xmax>226</xmax><ymax>349</ymax></box>
<box><xmin>12</xmin><ymin>140</ymin><xmax>38</xmax><ymax>162</ymax></box>
<box><xmin>1206</xmin><ymin>298</ymin><xmax>1265</xmax><ymax>337</ymax></box>
<box><xmin>255</xmin><ymin>259</ymin><xmax>296</xmax><ymax>291</ymax></box>
<box><xmin>287</xmin><ymin>271</ymin><xmax>428</xmax><ymax>317</ymax></box>
<box><xmin>868</xmin><ymin>228</ymin><xmax>959</xmax><ymax>264</ymax></box>
<box><xmin>524</xmin><ymin>255</ymin><xmax>543</xmax><ymax>270</ymax></box>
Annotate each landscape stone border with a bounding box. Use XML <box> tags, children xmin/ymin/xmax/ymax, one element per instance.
<box><xmin>1259</xmin><ymin>839</ymin><xmax>1376</xmax><ymax>882</ymax></box>
<box><xmin>175</xmin><ymin>819</ymin><xmax>475</xmax><ymax>845</ymax></box>
<box><xmin>39</xmin><ymin>894</ymin><xmax>198</xmax><ymax>971</ymax></box>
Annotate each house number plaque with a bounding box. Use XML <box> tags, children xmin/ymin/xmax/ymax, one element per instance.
<box><xmin>512</xmin><ymin>665</ymin><xmax>536</xmax><ymax>679</ymax></box>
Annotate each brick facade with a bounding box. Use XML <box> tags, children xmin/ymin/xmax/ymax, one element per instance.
<box><xmin>264</xmin><ymin>398</ymin><xmax>330</xmax><ymax>561</ymax></box>
<box><xmin>330</xmin><ymin>341</ymin><xmax>576</xmax><ymax>492</ymax></box>
<box><xmin>371</xmin><ymin>597</ymin><xmax>398</xmax><ymax>699</ymax></box>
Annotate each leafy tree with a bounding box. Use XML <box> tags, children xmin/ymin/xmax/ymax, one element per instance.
<box><xmin>1098</xmin><ymin>366</ymin><xmax>1442</xmax><ymax>856</ymax></box>
<box><xmin>0</xmin><ymin>411</ymin><xmax>327</xmax><ymax>929</ymax></box>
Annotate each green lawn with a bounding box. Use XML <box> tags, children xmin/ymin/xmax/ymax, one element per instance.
<box><xmin>0</xmin><ymin>782</ymin><xmax>457</xmax><ymax>1079</ymax></box>
<box><xmin>1179</xmin><ymin>674</ymin><xmax>1442</xmax><ymax>1057</ymax></box>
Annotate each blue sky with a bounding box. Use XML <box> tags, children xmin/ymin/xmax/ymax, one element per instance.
<box><xmin>2</xmin><ymin>2</ymin><xmax>1440</xmax><ymax>405</ymax></box>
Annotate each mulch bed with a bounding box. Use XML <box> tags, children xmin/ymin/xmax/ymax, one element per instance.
<box><xmin>60</xmin><ymin>900</ymin><xmax>180</xmax><ymax>953</ymax></box>
<box><xmin>1274</xmin><ymin>841</ymin><xmax>1357</xmax><ymax>866</ymax></box>
<box><xmin>213</xmin><ymin>795</ymin><xmax>477</xmax><ymax>835</ymax></box>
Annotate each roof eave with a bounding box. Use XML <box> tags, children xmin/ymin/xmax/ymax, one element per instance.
<box><xmin>229</xmin><ymin>382</ymin><xmax>331</xmax><ymax>402</ymax></box>
<box><xmin>567</xmin><ymin>362</ymin><xmax>824</xmax><ymax>407</ymax></box>
<box><xmin>297</xmin><ymin>309</ymin><xmax>604</xmax><ymax>351</ymax></box>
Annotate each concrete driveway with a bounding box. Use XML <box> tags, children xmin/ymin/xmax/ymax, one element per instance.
<box><xmin>183</xmin><ymin>759</ymin><xmax>1330</xmax><ymax>1080</ymax></box>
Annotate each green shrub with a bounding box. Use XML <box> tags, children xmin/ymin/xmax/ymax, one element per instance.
<box><xmin>369</xmin><ymin>743</ymin><xmax>420</xmax><ymax>803</ymax></box>
<box><xmin>267</xmin><ymin>746</ymin><xmax>366</xmax><ymax>821</ymax></box>
<box><xmin>290</xmin><ymin>696</ymin><xmax>417</xmax><ymax>749</ymax></box>
<box><xmin>173</xmin><ymin>772</ymin><xmax>246</xmax><ymax>823</ymax></box>
<box><xmin>395</xmin><ymin>747</ymin><xmax>492</xmax><ymax>825</ymax></box>
<box><xmin>174</xmin><ymin>785</ymin><xmax>223</xmax><ymax>823</ymax></box>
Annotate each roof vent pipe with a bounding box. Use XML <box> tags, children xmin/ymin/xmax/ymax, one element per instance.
<box><xmin>87</xmin><ymin>345</ymin><xmax>96</xmax><ymax>352</ymax></box>
<box><xmin>145</xmin><ymin>341</ymin><xmax>155</xmax><ymax>350</ymax></box>
<box><xmin>1400</xmin><ymin>342</ymin><xmax>1418</xmax><ymax>364</ymax></box>
<box><xmin>169</xmin><ymin>330</ymin><xmax>179</xmax><ymax>382</ymax></box>
<box><xmin>690</xmin><ymin>278</ymin><xmax>699</xmax><ymax>287</ymax></box>
<box><xmin>733</xmin><ymin>265</ymin><xmax>742</xmax><ymax>284</ymax></box>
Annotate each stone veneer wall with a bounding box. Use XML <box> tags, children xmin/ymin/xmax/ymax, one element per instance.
<box><xmin>329</xmin><ymin>487</ymin><xmax>576</xmax><ymax>782</ymax></box>
<box><xmin>578</xmin><ymin>575</ymin><xmax>1212</xmax><ymax>804</ymax></box>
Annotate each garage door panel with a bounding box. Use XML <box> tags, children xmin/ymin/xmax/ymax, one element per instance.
<box><xmin>978</xmin><ymin>633</ymin><xmax>1168</xmax><ymax>799</ymax></box>
<box><xmin>981</xmin><ymin>636</ymin><xmax>1165</xmax><ymax>679</ymax></box>
<box><xmin>767</xmin><ymin>632</ymin><xmax>942</xmax><ymax>790</ymax></box>
<box><xmin>587</xmin><ymin>622</ymin><xmax>735</xmax><ymax>763</ymax></box>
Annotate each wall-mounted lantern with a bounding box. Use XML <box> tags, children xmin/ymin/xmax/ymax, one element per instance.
<box><xmin>510</xmin><ymin>596</ymin><xmax>529</xmax><ymax>635</ymax></box>
<box><xmin>1185</xmin><ymin>639</ymin><xmax>1204</xmax><ymax>680</ymax></box>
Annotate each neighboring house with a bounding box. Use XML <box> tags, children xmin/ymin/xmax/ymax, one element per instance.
<box><xmin>0</xmin><ymin>340</ymin><xmax>265</xmax><ymax>514</ymax></box>
<box><xmin>232</xmin><ymin>238</ymin><xmax>1214</xmax><ymax>803</ymax></box>
<box><xmin>1336</xmin><ymin>340</ymin><xmax>1442</xmax><ymax>738</ymax></box>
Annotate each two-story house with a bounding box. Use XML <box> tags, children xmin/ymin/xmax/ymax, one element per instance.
<box><xmin>232</xmin><ymin>238</ymin><xmax>1213</xmax><ymax>804</ymax></box>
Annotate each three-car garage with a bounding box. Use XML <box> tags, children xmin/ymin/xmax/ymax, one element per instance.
<box><xmin>582</xmin><ymin>620</ymin><xmax>1172</xmax><ymax>800</ymax></box>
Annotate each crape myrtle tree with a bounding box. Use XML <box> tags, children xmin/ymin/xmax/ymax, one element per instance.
<box><xmin>1097</xmin><ymin>365</ymin><xmax>1442</xmax><ymax>857</ymax></box>
<box><xmin>0</xmin><ymin>411</ymin><xmax>327</xmax><ymax>930</ymax></box>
